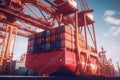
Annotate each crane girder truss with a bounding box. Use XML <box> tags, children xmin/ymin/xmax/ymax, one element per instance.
<box><xmin>0</xmin><ymin>26</ymin><xmax>29</xmax><ymax>38</ymax></box>
<box><xmin>0</xmin><ymin>7</ymin><xmax>52</xmax><ymax>30</ymax></box>
<box><xmin>24</xmin><ymin>0</ymin><xmax>55</xmax><ymax>15</ymax></box>
<box><xmin>0</xmin><ymin>0</ymin><xmax>116</xmax><ymax>77</ymax></box>
<box><xmin>0</xmin><ymin>0</ymin><xmax>58</xmax><ymax>38</ymax></box>
<box><xmin>0</xmin><ymin>0</ymin><xmax>97</xmax><ymax>57</ymax></box>
<box><xmin>0</xmin><ymin>0</ymin><xmax>95</xmax><ymax>36</ymax></box>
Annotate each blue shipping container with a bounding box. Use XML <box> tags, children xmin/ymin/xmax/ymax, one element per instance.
<box><xmin>56</xmin><ymin>41</ymin><xmax>61</xmax><ymax>49</ymax></box>
<box><xmin>41</xmin><ymin>37</ymin><xmax>46</xmax><ymax>44</ymax></box>
<box><xmin>55</xmin><ymin>34</ymin><xmax>61</xmax><ymax>41</ymax></box>
<box><xmin>60</xmin><ymin>25</ymin><xmax>65</xmax><ymax>33</ymax></box>
<box><xmin>50</xmin><ymin>42</ymin><xmax>56</xmax><ymax>50</ymax></box>
<box><xmin>37</xmin><ymin>44</ymin><xmax>46</xmax><ymax>52</ymax></box>
<box><xmin>46</xmin><ymin>43</ymin><xmax>50</xmax><ymax>51</ymax></box>
<box><xmin>46</xmin><ymin>30</ymin><xmax>51</xmax><ymax>36</ymax></box>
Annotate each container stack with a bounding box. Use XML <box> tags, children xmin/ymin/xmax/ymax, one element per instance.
<box><xmin>27</xmin><ymin>25</ymin><xmax>86</xmax><ymax>54</ymax></box>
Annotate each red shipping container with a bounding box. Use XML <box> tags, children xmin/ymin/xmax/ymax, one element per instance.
<box><xmin>55</xmin><ymin>27</ymin><xmax>61</xmax><ymax>34</ymax></box>
<box><xmin>70</xmin><ymin>30</ymin><xmax>75</xmax><ymax>36</ymax></box>
<box><xmin>71</xmin><ymin>35</ymin><xmax>75</xmax><ymax>42</ymax></box>
<box><xmin>64</xmin><ymin>26</ymin><xmax>72</xmax><ymax>34</ymax></box>
<box><xmin>71</xmin><ymin>42</ymin><xmax>75</xmax><ymax>50</ymax></box>
<box><xmin>51</xmin><ymin>35</ymin><xmax>56</xmax><ymax>42</ymax></box>
<box><xmin>61</xmin><ymin>33</ymin><xmax>72</xmax><ymax>41</ymax></box>
<box><xmin>51</xmin><ymin>28</ymin><xmax>56</xmax><ymax>35</ymax></box>
<box><xmin>28</xmin><ymin>40</ymin><xmax>34</xmax><ymax>47</ymax></box>
<box><xmin>46</xmin><ymin>36</ymin><xmax>50</xmax><ymax>43</ymax></box>
<box><xmin>61</xmin><ymin>40</ymin><xmax>72</xmax><ymax>49</ymax></box>
<box><xmin>37</xmin><ymin>38</ymin><xmax>41</xmax><ymax>45</ymax></box>
<box><xmin>29</xmin><ymin>34</ymin><xmax>36</xmax><ymax>40</ymax></box>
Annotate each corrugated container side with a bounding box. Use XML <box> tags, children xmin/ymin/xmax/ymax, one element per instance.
<box><xmin>56</xmin><ymin>41</ymin><xmax>61</xmax><ymax>49</ymax></box>
<box><xmin>29</xmin><ymin>40</ymin><xmax>34</xmax><ymax>46</ymax></box>
<box><xmin>71</xmin><ymin>29</ymin><xmax>75</xmax><ymax>35</ymax></box>
<box><xmin>27</xmin><ymin>25</ymin><xmax>93</xmax><ymax>53</ymax></box>
<box><xmin>71</xmin><ymin>42</ymin><xmax>75</xmax><ymax>50</ymax></box>
<box><xmin>60</xmin><ymin>25</ymin><xmax>71</xmax><ymax>34</ymax></box>
<box><xmin>37</xmin><ymin>32</ymin><xmax>42</xmax><ymax>38</ymax></box>
<box><xmin>61</xmin><ymin>40</ymin><xmax>72</xmax><ymax>49</ymax></box>
<box><xmin>55</xmin><ymin>34</ymin><xmax>61</xmax><ymax>41</ymax></box>
<box><xmin>55</xmin><ymin>27</ymin><xmax>61</xmax><ymax>34</ymax></box>
<box><xmin>28</xmin><ymin>34</ymin><xmax>36</xmax><ymax>40</ymax></box>
<box><xmin>33</xmin><ymin>39</ymin><xmax>37</xmax><ymax>53</ymax></box>
<box><xmin>71</xmin><ymin>34</ymin><xmax>75</xmax><ymax>42</ymax></box>
<box><xmin>46</xmin><ymin>43</ymin><xmax>50</xmax><ymax>51</ymax></box>
<box><xmin>51</xmin><ymin>28</ymin><xmax>55</xmax><ymax>35</ymax></box>
<box><xmin>37</xmin><ymin>44</ymin><xmax>46</xmax><ymax>52</ymax></box>
<box><xmin>27</xmin><ymin>39</ymin><xmax>36</xmax><ymax>53</ymax></box>
<box><xmin>61</xmin><ymin>32</ymin><xmax>72</xmax><ymax>41</ymax></box>
<box><xmin>41</xmin><ymin>37</ymin><xmax>46</xmax><ymax>44</ymax></box>
<box><xmin>46</xmin><ymin>36</ymin><xmax>51</xmax><ymax>43</ymax></box>
<box><xmin>41</xmin><ymin>31</ymin><xmax>46</xmax><ymax>38</ymax></box>
<box><xmin>51</xmin><ymin>35</ymin><xmax>56</xmax><ymax>42</ymax></box>
<box><xmin>46</xmin><ymin>30</ymin><xmax>51</xmax><ymax>36</ymax></box>
<box><xmin>50</xmin><ymin>41</ymin><xmax>56</xmax><ymax>50</ymax></box>
<box><xmin>37</xmin><ymin>38</ymin><xmax>41</xmax><ymax>45</ymax></box>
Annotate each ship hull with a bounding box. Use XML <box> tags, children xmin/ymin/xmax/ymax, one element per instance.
<box><xmin>26</xmin><ymin>48</ymin><xmax>76</xmax><ymax>76</ymax></box>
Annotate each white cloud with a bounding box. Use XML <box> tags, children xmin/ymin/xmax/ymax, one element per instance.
<box><xmin>103</xmin><ymin>10</ymin><xmax>120</xmax><ymax>37</ymax></box>
<box><xmin>103</xmin><ymin>26</ymin><xmax>120</xmax><ymax>37</ymax></box>
<box><xmin>104</xmin><ymin>10</ymin><xmax>116</xmax><ymax>16</ymax></box>
<box><xmin>104</xmin><ymin>16</ymin><xmax>120</xmax><ymax>25</ymax></box>
<box><xmin>110</xmin><ymin>27</ymin><xmax>120</xmax><ymax>36</ymax></box>
<box><xmin>104</xmin><ymin>10</ymin><xmax>120</xmax><ymax>26</ymax></box>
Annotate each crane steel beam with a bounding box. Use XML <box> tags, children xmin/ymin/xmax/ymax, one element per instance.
<box><xmin>0</xmin><ymin>26</ymin><xmax>29</xmax><ymax>38</ymax></box>
<box><xmin>13</xmin><ymin>23</ymin><xmax>37</xmax><ymax>33</ymax></box>
<box><xmin>24</xmin><ymin>0</ymin><xmax>55</xmax><ymax>15</ymax></box>
<box><xmin>0</xmin><ymin>21</ymin><xmax>37</xmax><ymax>33</ymax></box>
<box><xmin>45</xmin><ymin>0</ymin><xmax>56</xmax><ymax>8</ymax></box>
<box><xmin>0</xmin><ymin>7</ymin><xmax>52</xmax><ymax>30</ymax></box>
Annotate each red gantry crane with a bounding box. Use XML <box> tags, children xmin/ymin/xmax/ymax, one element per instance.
<box><xmin>0</xmin><ymin>0</ymin><xmax>115</xmax><ymax>77</ymax></box>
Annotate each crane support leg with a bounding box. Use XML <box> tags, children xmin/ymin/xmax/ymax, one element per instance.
<box><xmin>1</xmin><ymin>24</ymin><xmax>17</xmax><ymax>74</ymax></box>
<box><xmin>75</xmin><ymin>11</ymin><xmax>82</xmax><ymax>75</ymax></box>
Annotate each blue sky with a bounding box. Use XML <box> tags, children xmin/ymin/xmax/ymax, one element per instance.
<box><xmin>87</xmin><ymin>0</ymin><xmax>120</xmax><ymax>68</ymax></box>
<box><xmin>12</xmin><ymin>0</ymin><xmax>120</xmax><ymax>69</ymax></box>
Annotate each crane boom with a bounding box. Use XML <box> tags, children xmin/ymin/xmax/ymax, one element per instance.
<box><xmin>0</xmin><ymin>7</ymin><xmax>52</xmax><ymax>30</ymax></box>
